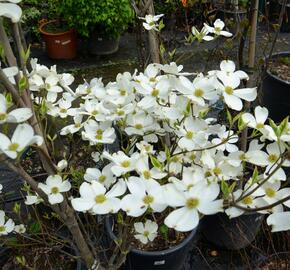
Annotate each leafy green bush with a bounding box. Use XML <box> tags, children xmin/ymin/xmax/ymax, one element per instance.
<box><xmin>55</xmin><ymin>0</ymin><xmax>135</xmax><ymax>38</ymax></box>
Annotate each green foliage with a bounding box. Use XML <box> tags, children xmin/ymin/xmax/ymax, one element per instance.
<box><xmin>55</xmin><ymin>0</ymin><xmax>135</xmax><ymax>38</ymax></box>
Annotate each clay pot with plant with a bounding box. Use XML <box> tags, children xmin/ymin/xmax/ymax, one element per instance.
<box><xmin>39</xmin><ymin>20</ymin><xmax>77</xmax><ymax>60</ymax></box>
<box><xmin>55</xmin><ymin>0</ymin><xmax>134</xmax><ymax>55</ymax></box>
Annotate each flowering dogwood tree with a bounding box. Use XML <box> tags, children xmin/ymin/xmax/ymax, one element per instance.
<box><xmin>0</xmin><ymin>1</ymin><xmax>290</xmax><ymax>269</ymax></box>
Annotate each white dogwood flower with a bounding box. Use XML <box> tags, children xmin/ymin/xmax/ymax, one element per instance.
<box><xmin>191</xmin><ymin>26</ymin><xmax>213</xmax><ymax>41</ymax></box>
<box><xmin>57</xmin><ymin>159</ymin><xmax>68</xmax><ymax>172</ymax></box>
<box><xmin>60</xmin><ymin>115</ymin><xmax>84</xmax><ymax>135</ymax></box>
<box><xmin>121</xmin><ymin>177</ymin><xmax>167</xmax><ymax>217</ymax></box>
<box><xmin>135</xmin><ymin>156</ymin><xmax>166</xmax><ymax>186</ymax></box>
<box><xmin>177</xmin><ymin>75</ymin><xmax>217</xmax><ymax>106</ymax></box>
<box><xmin>139</xmin><ymin>14</ymin><xmax>164</xmax><ymax>31</ymax></box>
<box><xmin>211</xmin><ymin>128</ymin><xmax>238</xmax><ymax>153</ymax></box>
<box><xmin>134</xmin><ymin>220</ymin><xmax>158</xmax><ymax>244</ymax></box>
<box><xmin>25</xmin><ymin>194</ymin><xmax>43</xmax><ymax>205</ymax></box>
<box><xmin>267</xmin><ymin>212</ymin><xmax>290</xmax><ymax>232</ymax></box>
<box><xmin>165</xmin><ymin>182</ymin><xmax>223</xmax><ymax>231</ymax></box>
<box><xmin>14</xmin><ymin>224</ymin><xmax>26</xmax><ymax>234</ymax></box>
<box><xmin>217</xmin><ymin>71</ymin><xmax>257</xmax><ymax>111</ymax></box>
<box><xmin>82</xmin><ymin>120</ymin><xmax>116</xmax><ymax>145</ymax></box>
<box><xmin>71</xmin><ymin>180</ymin><xmax>126</xmax><ymax>214</ymax></box>
<box><xmin>0</xmin><ymin>123</ymin><xmax>43</xmax><ymax>159</ymax></box>
<box><xmin>203</xmin><ymin>19</ymin><xmax>232</xmax><ymax>38</ymax></box>
<box><xmin>38</xmin><ymin>175</ymin><xmax>71</xmax><ymax>205</ymax></box>
<box><xmin>0</xmin><ymin>93</ymin><xmax>32</xmax><ymax>124</ymax></box>
<box><xmin>125</xmin><ymin>111</ymin><xmax>160</xmax><ymax>136</ymax></box>
<box><xmin>177</xmin><ymin>117</ymin><xmax>208</xmax><ymax>151</ymax></box>
<box><xmin>84</xmin><ymin>163</ymin><xmax>116</xmax><ymax>189</ymax></box>
<box><xmin>0</xmin><ymin>0</ymin><xmax>22</xmax><ymax>22</ymax></box>
<box><xmin>0</xmin><ymin>210</ymin><xmax>14</xmax><ymax>235</ymax></box>
<box><xmin>102</xmin><ymin>151</ymin><xmax>137</xmax><ymax>176</ymax></box>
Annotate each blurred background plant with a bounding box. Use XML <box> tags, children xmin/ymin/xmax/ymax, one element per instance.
<box><xmin>54</xmin><ymin>0</ymin><xmax>135</xmax><ymax>38</ymax></box>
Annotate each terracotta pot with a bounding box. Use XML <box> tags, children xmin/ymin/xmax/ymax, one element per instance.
<box><xmin>39</xmin><ymin>20</ymin><xmax>77</xmax><ymax>59</ymax></box>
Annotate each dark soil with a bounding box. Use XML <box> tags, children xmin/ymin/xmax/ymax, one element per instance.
<box><xmin>113</xmin><ymin>214</ymin><xmax>189</xmax><ymax>252</ymax></box>
<box><xmin>269</xmin><ymin>56</ymin><xmax>290</xmax><ymax>82</ymax></box>
<box><xmin>2</xmin><ymin>245</ymin><xmax>77</xmax><ymax>270</ymax></box>
<box><xmin>260</xmin><ymin>256</ymin><xmax>290</xmax><ymax>270</ymax></box>
<box><xmin>42</xmin><ymin>21</ymin><xmax>71</xmax><ymax>34</ymax></box>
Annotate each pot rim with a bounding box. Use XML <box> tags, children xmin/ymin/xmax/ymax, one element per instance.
<box><xmin>266</xmin><ymin>51</ymin><xmax>290</xmax><ymax>86</ymax></box>
<box><xmin>105</xmin><ymin>216</ymin><xmax>197</xmax><ymax>257</ymax></box>
<box><xmin>39</xmin><ymin>20</ymin><xmax>75</xmax><ymax>37</ymax></box>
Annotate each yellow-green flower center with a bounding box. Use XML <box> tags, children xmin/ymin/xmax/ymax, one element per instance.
<box><xmin>186</xmin><ymin>131</ymin><xmax>193</xmax><ymax>139</ymax></box>
<box><xmin>99</xmin><ymin>175</ymin><xmax>106</xmax><ymax>183</ymax></box>
<box><xmin>143</xmin><ymin>170</ymin><xmax>151</xmax><ymax>180</ymax></box>
<box><xmin>0</xmin><ymin>226</ymin><xmax>5</xmax><ymax>232</ymax></box>
<box><xmin>60</xmin><ymin>108</ymin><xmax>67</xmax><ymax>114</ymax></box>
<box><xmin>95</xmin><ymin>194</ymin><xmax>106</xmax><ymax>204</ymax></box>
<box><xmin>92</xmin><ymin>110</ymin><xmax>98</xmax><ymax>116</ymax></box>
<box><xmin>117</xmin><ymin>110</ymin><xmax>125</xmax><ymax>116</ymax></box>
<box><xmin>135</xmin><ymin>124</ymin><xmax>143</xmax><ymax>130</ymax></box>
<box><xmin>121</xmin><ymin>160</ymin><xmax>130</xmax><ymax>168</ymax></box>
<box><xmin>51</xmin><ymin>187</ymin><xmax>59</xmax><ymax>194</ymax></box>
<box><xmin>0</xmin><ymin>113</ymin><xmax>7</xmax><ymax>121</ymax></box>
<box><xmin>8</xmin><ymin>143</ymin><xmax>19</xmax><ymax>152</ymax></box>
<box><xmin>151</xmin><ymin>88</ymin><xmax>159</xmax><ymax>97</ymax></box>
<box><xmin>95</xmin><ymin>129</ymin><xmax>103</xmax><ymax>140</ymax></box>
<box><xmin>265</xmin><ymin>188</ymin><xmax>276</xmax><ymax>198</ymax></box>
<box><xmin>194</xmin><ymin>88</ymin><xmax>204</xmax><ymax>97</ymax></box>
<box><xmin>225</xmin><ymin>86</ymin><xmax>234</xmax><ymax>95</ymax></box>
<box><xmin>186</xmin><ymin>198</ymin><xmax>199</xmax><ymax>209</ymax></box>
<box><xmin>74</xmin><ymin>123</ymin><xmax>81</xmax><ymax>128</ymax></box>
<box><xmin>120</xmin><ymin>89</ymin><xmax>126</xmax><ymax>96</ymax></box>
<box><xmin>144</xmin><ymin>230</ymin><xmax>150</xmax><ymax>237</ymax></box>
<box><xmin>171</xmin><ymin>156</ymin><xmax>180</xmax><ymax>163</ymax></box>
<box><xmin>242</xmin><ymin>196</ymin><xmax>253</xmax><ymax>205</ymax></box>
<box><xmin>143</xmin><ymin>195</ymin><xmax>154</xmax><ymax>204</ymax></box>
<box><xmin>213</xmin><ymin>167</ymin><xmax>221</xmax><ymax>175</ymax></box>
<box><xmin>268</xmin><ymin>154</ymin><xmax>278</xmax><ymax>163</ymax></box>
<box><xmin>256</xmin><ymin>123</ymin><xmax>264</xmax><ymax>129</ymax></box>
<box><xmin>215</xmin><ymin>27</ymin><xmax>221</xmax><ymax>33</ymax></box>
<box><xmin>239</xmin><ymin>153</ymin><xmax>246</xmax><ymax>161</ymax></box>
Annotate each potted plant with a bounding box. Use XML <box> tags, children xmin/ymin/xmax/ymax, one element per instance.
<box><xmin>38</xmin><ymin>19</ymin><xmax>77</xmax><ymax>60</ymax></box>
<box><xmin>1</xmin><ymin>2</ymin><xmax>290</xmax><ymax>270</ymax></box>
<box><xmin>56</xmin><ymin>0</ymin><xmax>134</xmax><ymax>55</ymax></box>
<box><xmin>262</xmin><ymin>52</ymin><xmax>290</xmax><ymax>122</ymax></box>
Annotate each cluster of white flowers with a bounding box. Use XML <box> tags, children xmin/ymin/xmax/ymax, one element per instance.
<box><xmin>139</xmin><ymin>14</ymin><xmax>164</xmax><ymax>31</ymax></box>
<box><xmin>0</xmin><ymin>210</ymin><xmax>26</xmax><ymax>236</ymax></box>
<box><xmin>13</xmin><ymin>57</ymin><xmax>287</xmax><ymax>238</ymax></box>
<box><xmin>192</xmin><ymin>19</ymin><xmax>233</xmax><ymax>42</ymax></box>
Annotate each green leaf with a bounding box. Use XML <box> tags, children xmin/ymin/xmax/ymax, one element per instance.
<box><xmin>221</xmin><ymin>179</ymin><xmax>230</xmax><ymax>198</ymax></box>
<box><xmin>226</xmin><ymin>109</ymin><xmax>233</xmax><ymax>126</ymax></box>
<box><xmin>159</xmin><ymin>224</ymin><xmax>168</xmax><ymax>239</ymax></box>
<box><xmin>18</xmin><ymin>76</ymin><xmax>28</xmax><ymax>92</ymax></box>
<box><xmin>165</xmin><ymin>144</ymin><xmax>171</xmax><ymax>161</ymax></box>
<box><xmin>251</xmin><ymin>166</ymin><xmax>259</xmax><ymax>184</ymax></box>
<box><xmin>29</xmin><ymin>221</ymin><xmax>41</xmax><ymax>234</ymax></box>
<box><xmin>150</xmin><ymin>155</ymin><xmax>163</xmax><ymax>170</ymax></box>
<box><xmin>238</xmin><ymin>116</ymin><xmax>246</xmax><ymax>131</ymax></box>
<box><xmin>278</xmin><ymin>116</ymin><xmax>289</xmax><ymax>136</ymax></box>
<box><xmin>269</xmin><ymin>119</ymin><xmax>279</xmax><ymax>136</ymax></box>
<box><xmin>0</xmin><ymin>43</ymin><xmax>5</xmax><ymax>63</ymax></box>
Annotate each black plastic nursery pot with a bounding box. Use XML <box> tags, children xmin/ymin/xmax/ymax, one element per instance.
<box><xmin>201</xmin><ymin>213</ymin><xmax>264</xmax><ymax>250</ymax></box>
<box><xmin>261</xmin><ymin>52</ymin><xmax>290</xmax><ymax>123</ymax></box>
<box><xmin>88</xmin><ymin>30</ymin><xmax>120</xmax><ymax>55</ymax></box>
<box><xmin>280</xmin><ymin>2</ymin><xmax>290</xmax><ymax>32</ymax></box>
<box><xmin>105</xmin><ymin>217</ymin><xmax>197</xmax><ymax>270</ymax></box>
